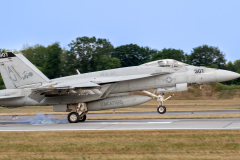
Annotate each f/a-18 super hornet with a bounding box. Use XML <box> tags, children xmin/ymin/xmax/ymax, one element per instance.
<box><xmin>0</xmin><ymin>52</ymin><xmax>239</xmax><ymax>123</ymax></box>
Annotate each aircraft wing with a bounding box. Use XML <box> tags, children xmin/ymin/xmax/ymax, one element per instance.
<box><xmin>90</xmin><ymin>70</ymin><xmax>174</xmax><ymax>83</ymax></box>
<box><xmin>32</xmin><ymin>81</ymin><xmax>100</xmax><ymax>91</ymax></box>
<box><xmin>28</xmin><ymin>72</ymin><xmax>172</xmax><ymax>102</ymax></box>
<box><xmin>90</xmin><ymin>74</ymin><xmax>154</xmax><ymax>84</ymax></box>
<box><xmin>0</xmin><ymin>95</ymin><xmax>24</xmax><ymax>99</ymax></box>
<box><xmin>149</xmin><ymin>68</ymin><xmax>175</xmax><ymax>76</ymax></box>
<box><xmin>29</xmin><ymin>80</ymin><xmax>106</xmax><ymax>102</ymax></box>
<box><xmin>33</xmin><ymin>73</ymin><xmax>167</xmax><ymax>92</ymax></box>
<box><xmin>29</xmin><ymin>81</ymin><xmax>101</xmax><ymax>102</ymax></box>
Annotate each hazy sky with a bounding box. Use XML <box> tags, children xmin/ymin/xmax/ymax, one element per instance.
<box><xmin>1</xmin><ymin>0</ymin><xmax>240</xmax><ymax>62</ymax></box>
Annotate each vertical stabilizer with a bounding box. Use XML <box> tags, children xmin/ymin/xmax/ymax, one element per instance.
<box><xmin>0</xmin><ymin>52</ymin><xmax>49</xmax><ymax>88</ymax></box>
<box><xmin>0</xmin><ymin>64</ymin><xmax>16</xmax><ymax>89</ymax></box>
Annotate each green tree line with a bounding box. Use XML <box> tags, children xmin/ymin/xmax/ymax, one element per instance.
<box><xmin>0</xmin><ymin>36</ymin><xmax>240</xmax><ymax>89</ymax></box>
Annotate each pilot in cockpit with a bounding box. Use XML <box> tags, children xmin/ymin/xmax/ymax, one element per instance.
<box><xmin>141</xmin><ymin>59</ymin><xmax>188</xmax><ymax>68</ymax></box>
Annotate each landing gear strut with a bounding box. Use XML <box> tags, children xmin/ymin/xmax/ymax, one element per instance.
<box><xmin>142</xmin><ymin>91</ymin><xmax>174</xmax><ymax>114</ymax></box>
<box><xmin>79</xmin><ymin>115</ymin><xmax>86</xmax><ymax>122</ymax></box>
<box><xmin>67</xmin><ymin>103</ymin><xmax>88</xmax><ymax>123</ymax></box>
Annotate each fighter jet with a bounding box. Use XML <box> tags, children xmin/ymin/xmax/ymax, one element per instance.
<box><xmin>0</xmin><ymin>52</ymin><xmax>239</xmax><ymax>123</ymax></box>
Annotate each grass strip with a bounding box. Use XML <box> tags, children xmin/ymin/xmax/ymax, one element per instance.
<box><xmin>0</xmin><ymin>130</ymin><xmax>240</xmax><ymax>160</ymax></box>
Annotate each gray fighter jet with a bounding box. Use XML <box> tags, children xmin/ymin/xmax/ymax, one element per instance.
<box><xmin>0</xmin><ymin>52</ymin><xmax>239</xmax><ymax>123</ymax></box>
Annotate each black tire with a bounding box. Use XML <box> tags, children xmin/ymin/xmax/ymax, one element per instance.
<box><xmin>79</xmin><ymin>115</ymin><xmax>86</xmax><ymax>122</ymax></box>
<box><xmin>157</xmin><ymin>106</ymin><xmax>166</xmax><ymax>114</ymax></box>
<box><xmin>68</xmin><ymin>112</ymin><xmax>80</xmax><ymax>123</ymax></box>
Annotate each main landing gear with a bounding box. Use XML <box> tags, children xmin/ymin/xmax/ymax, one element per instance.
<box><xmin>142</xmin><ymin>91</ymin><xmax>174</xmax><ymax>114</ymax></box>
<box><xmin>68</xmin><ymin>112</ymin><xmax>80</xmax><ymax>123</ymax></box>
<box><xmin>68</xmin><ymin>113</ymin><xmax>87</xmax><ymax>123</ymax></box>
<box><xmin>67</xmin><ymin>103</ymin><xmax>88</xmax><ymax>123</ymax></box>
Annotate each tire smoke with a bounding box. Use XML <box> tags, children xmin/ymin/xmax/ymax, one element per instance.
<box><xmin>24</xmin><ymin>113</ymin><xmax>69</xmax><ymax>125</ymax></box>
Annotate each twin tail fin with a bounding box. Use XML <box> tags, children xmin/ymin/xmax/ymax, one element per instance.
<box><xmin>0</xmin><ymin>52</ymin><xmax>49</xmax><ymax>89</ymax></box>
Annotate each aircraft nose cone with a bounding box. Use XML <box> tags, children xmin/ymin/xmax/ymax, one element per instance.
<box><xmin>215</xmin><ymin>69</ymin><xmax>240</xmax><ymax>82</ymax></box>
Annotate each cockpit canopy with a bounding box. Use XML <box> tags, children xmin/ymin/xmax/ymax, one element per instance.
<box><xmin>141</xmin><ymin>59</ymin><xmax>188</xmax><ymax>67</ymax></box>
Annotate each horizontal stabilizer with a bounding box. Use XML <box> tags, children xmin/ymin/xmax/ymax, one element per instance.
<box><xmin>28</xmin><ymin>92</ymin><xmax>45</xmax><ymax>103</ymax></box>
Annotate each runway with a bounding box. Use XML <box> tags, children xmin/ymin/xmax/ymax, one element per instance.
<box><xmin>1</xmin><ymin>110</ymin><xmax>240</xmax><ymax>119</ymax></box>
<box><xmin>0</xmin><ymin>111</ymin><xmax>240</xmax><ymax>131</ymax></box>
<box><xmin>88</xmin><ymin>110</ymin><xmax>240</xmax><ymax>117</ymax></box>
<box><xmin>162</xmin><ymin>100</ymin><xmax>240</xmax><ymax>103</ymax></box>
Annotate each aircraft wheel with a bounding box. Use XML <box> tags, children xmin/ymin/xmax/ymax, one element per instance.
<box><xmin>157</xmin><ymin>106</ymin><xmax>166</xmax><ymax>114</ymax></box>
<box><xmin>68</xmin><ymin>112</ymin><xmax>79</xmax><ymax>123</ymax></box>
<box><xmin>79</xmin><ymin>115</ymin><xmax>86</xmax><ymax>122</ymax></box>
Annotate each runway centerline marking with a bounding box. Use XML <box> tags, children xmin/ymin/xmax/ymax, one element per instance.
<box><xmin>148</xmin><ymin>122</ymin><xmax>172</xmax><ymax>124</ymax></box>
<box><xmin>100</xmin><ymin>122</ymin><xmax>172</xmax><ymax>124</ymax></box>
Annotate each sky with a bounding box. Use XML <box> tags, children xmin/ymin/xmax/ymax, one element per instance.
<box><xmin>0</xmin><ymin>0</ymin><xmax>240</xmax><ymax>62</ymax></box>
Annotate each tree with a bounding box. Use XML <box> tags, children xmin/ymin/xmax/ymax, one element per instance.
<box><xmin>113</xmin><ymin>44</ymin><xmax>155</xmax><ymax>67</ymax></box>
<box><xmin>89</xmin><ymin>38</ymin><xmax>115</xmax><ymax>72</ymax></box>
<box><xmin>21</xmin><ymin>44</ymin><xmax>35</xmax><ymax>63</ymax></box>
<box><xmin>43</xmin><ymin>42</ymin><xmax>62</xmax><ymax>79</ymax></box>
<box><xmin>21</xmin><ymin>44</ymin><xmax>47</xmax><ymax>67</ymax></box>
<box><xmin>68</xmin><ymin>36</ymin><xmax>115</xmax><ymax>73</ymax></box>
<box><xmin>234</xmin><ymin>60</ymin><xmax>240</xmax><ymax>72</ymax></box>
<box><xmin>61</xmin><ymin>49</ymin><xmax>81</xmax><ymax>76</ymax></box>
<box><xmin>0</xmin><ymin>48</ymin><xmax>9</xmax><ymax>53</ymax></box>
<box><xmin>0</xmin><ymin>49</ymin><xmax>8</xmax><ymax>89</ymax></box>
<box><xmin>189</xmin><ymin>45</ymin><xmax>226</xmax><ymax>68</ymax></box>
<box><xmin>96</xmin><ymin>55</ymin><xmax>121</xmax><ymax>70</ymax></box>
<box><xmin>231</xmin><ymin>70</ymin><xmax>240</xmax><ymax>85</ymax></box>
<box><xmin>151</xmin><ymin>48</ymin><xmax>187</xmax><ymax>63</ymax></box>
<box><xmin>142</xmin><ymin>47</ymin><xmax>158</xmax><ymax>63</ymax></box>
<box><xmin>226</xmin><ymin>61</ymin><xmax>235</xmax><ymax>72</ymax></box>
<box><xmin>228</xmin><ymin>60</ymin><xmax>240</xmax><ymax>85</ymax></box>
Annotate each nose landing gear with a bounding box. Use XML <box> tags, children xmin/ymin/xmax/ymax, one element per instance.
<box><xmin>142</xmin><ymin>91</ymin><xmax>174</xmax><ymax>114</ymax></box>
<box><xmin>157</xmin><ymin>105</ymin><xmax>166</xmax><ymax>114</ymax></box>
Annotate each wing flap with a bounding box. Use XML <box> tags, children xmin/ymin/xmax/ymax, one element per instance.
<box><xmin>59</xmin><ymin>81</ymin><xmax>100</xmax><ymax>88</ymax></box>
<box><xmin>28</xmin><ymin>81</ymin><xmax>101</xmax><ymax>102</ymax></box>
<box><xmin>32</xmin><ymin>81</ymin><xmax>100</xmax><ymax>92</ymax></box>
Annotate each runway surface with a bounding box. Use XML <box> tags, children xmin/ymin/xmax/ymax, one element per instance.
<box><xmin>1</xmin><ymin>110</ymin><xmax>240</xmax><ymax>119</ymax></box>
<box><xmin>159</xmin><ymin>100</ymin><xmax>240</xmax><ymax>102</ymax></box>
<box><xmin>1</xmin><ymin>111</ymin><xmax>240</xmax><ymax>131</ymax></box>
<box><xmin>88</xmin><ymin>110</ymin><xmax>240</xmax><ymax>117</ymax></box>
